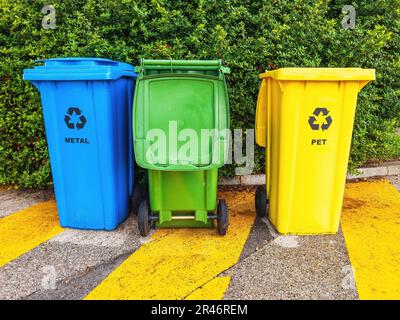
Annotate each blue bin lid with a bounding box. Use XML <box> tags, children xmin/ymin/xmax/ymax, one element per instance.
<box><xmin>23</xmin><ymin>58</ymin><xmax>137</xmax><ymax>81</ymax></box>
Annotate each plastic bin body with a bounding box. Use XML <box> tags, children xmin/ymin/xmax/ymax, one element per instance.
<box><xmin>133</xmin><ymin>60</ymin><xmax>230</xmax><ymax>227</ymax></box>
<box><xmin>23</xmin><ymin>58</ymin><xmax>136</xmax><ymax>230</ymax></box>
<box><xmin>148</xmin><ymin>169</ymin><xmax>218</xmax><ymax>228</ymax></box>
<box><xmin>255</xmin><ymin>68</ymin><xmax>375</xmax><ymax>234</ymax></box>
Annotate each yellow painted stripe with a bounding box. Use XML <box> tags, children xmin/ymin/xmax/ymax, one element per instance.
<box><xmin>0</xmin><ymin>200</ymin><xmax>64</xmax><ymax>267</ymax></box>
<box><xmin>341</xmin><ymin>179</ymin><xmax>400</xmax><ymax>300</ymax></box>
<box><xmin>85</xmin><ymin>190</ymin><xmax>255</xmax><ymax>300</ymax></box>
<box><xmin>185</xmin><ymin>276</ymin><xmax>231</xmax><ymax>300</ymax></box>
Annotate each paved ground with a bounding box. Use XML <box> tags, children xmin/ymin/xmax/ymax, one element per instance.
<box><xmin>0</xmin><ymin>214</ymin><xmax>142</xmax><ymax>299</ymax></box>
<box><xmin>225</xmin><ymin>226</ymin><xmax>357</xmax><ymax>300</ymax></box>
<box><xmin>0</xmin><ymin>186</ymin><xmax>53</xmax><ymax>218</ymax></box>
<box><xmin>389</xmin><ymin>175</ymin><xmax>400</xmax><ymax>190</ymax></box>
<box><xmin>0</xmin><ymin>176</ymin><xmax>399</xmax><ymax>300</ymax></box>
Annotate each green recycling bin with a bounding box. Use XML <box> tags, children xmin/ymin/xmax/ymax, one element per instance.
<box><xmin>133</xmin><ymin>59</ymin><xmax>230</xmax><ymax>236</ymax></box>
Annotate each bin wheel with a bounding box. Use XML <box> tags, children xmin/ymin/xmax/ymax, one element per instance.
<box><xmin>255</xmin><ymin>185</ymin><xmax>268</xmax><ymax>217</ymax></box>
<box><xmin>138</xmin><ymin>200</ymin><xmax>151</xmax><ymax>237</ymax></box>
<box><xmin>217</xmin><ymin>199</ymin><xmax>229</xmax><ymax>236</ymax></box>
<box><xmin>131</xmin><ymin>183</ymin><xmax>148</xmax><ymax>215</ymax></box>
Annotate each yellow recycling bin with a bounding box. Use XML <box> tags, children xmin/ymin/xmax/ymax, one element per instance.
<box><xmin>255</xmin><ymin>68</ymin><xmax>375</xmax><ymax>234</ymax></box>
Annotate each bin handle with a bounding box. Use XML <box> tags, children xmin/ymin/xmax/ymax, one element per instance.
<box><xmin>255</xmin><ymin>78</ymin><xmax>268</xmax><ymax>148</ymax></box>
<box><xmin>137</xmin><ymin>59</ymin><xmax>230</xmax><ymax>75</ymax></box>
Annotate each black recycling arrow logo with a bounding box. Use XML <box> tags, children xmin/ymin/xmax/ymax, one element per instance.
<box><xmin>308</xmin><ymin>107</ymin><xmax>332</xmax><ymax>131</ymax></box>
<box><xmin>64</xmin><ymin>107</ymin><xmax>87</xmax><ymax>130</ymax></box>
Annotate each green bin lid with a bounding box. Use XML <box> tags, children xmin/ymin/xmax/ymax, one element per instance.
<box><xmin>133</xmin><ymin>60</ymin><xmax>230</xmax><ymax>171</ymax></box>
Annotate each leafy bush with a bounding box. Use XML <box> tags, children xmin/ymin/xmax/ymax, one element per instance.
<box><xmin>1</xmin><ymin>0</ymin><xmax>399</xmax><ymax>187</ymax></box>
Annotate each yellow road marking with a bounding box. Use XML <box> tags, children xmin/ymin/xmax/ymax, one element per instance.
<box><xmin>85</xmin><ymin>190</ymin><xmax>255</xmax><ymax>300</ymax></box>
<box><xmin>0</xmin><ymin>200</ymin><xmax>64</xmax><ymax>268</ymax></box>
<box><xmin>185</xmin><ymin>276</ymin><xmax>231</xmax><ymax>300</ymax></box>
<box><xmin>341</xmin><ymin>179</ymin><xmax>400</xmax><ymax>300</ymax></box>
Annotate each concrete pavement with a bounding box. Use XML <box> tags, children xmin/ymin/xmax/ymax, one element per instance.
<box><xmin>225</xmin><ymin>225</ymin><xmax>357</xmax><ymax>300</ymax></box>
<box><xmin>0</xmin><ymin>176</ymin><xmax>399</xmax><ymax>300</ymax></box>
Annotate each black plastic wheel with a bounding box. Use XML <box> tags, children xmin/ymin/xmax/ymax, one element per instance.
<box><xmin>138</xmin><ymin>200</ymin><xmax>151</xmax><ymax>237</ymax></box>
<box><xmin>217</xmin><ymin>199</ymin><xmax>229</xmax><ymax>236</ymax></box>
<box><xmin>131</xmin><ymin>183</ymin><xmax>148</xmax><ymax>215</ymax></box>
<box><xmin>255</xmin><ymin>185</ymin><xmax>268</xmax><ymax>217</ymax></box>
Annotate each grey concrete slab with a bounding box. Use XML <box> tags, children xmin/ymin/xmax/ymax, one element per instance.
<box><xmin>224</xmin><ymin>227</ymin><xmax>357</xmax><ymax>300</ymax></box>
<box><xmin>0</xmin><ymin>188</ymin><xmax>54</xmax><ymax>218</ymax></box>
<box><xmin>0</xmin><ymin>213</ymin><xmax>144</xmax><ymax>300</ymax></box>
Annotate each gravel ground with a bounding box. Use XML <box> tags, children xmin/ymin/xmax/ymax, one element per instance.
<box><xmin>224</xmin><ymin>224</ymin><xmax>357</xmax><ymax>300</ymax></box>
<box><xmin>0</xmin><ymin>176</ymin><xmax>398</xmax><ymax>300</ymax></box>
<box><xmin>0</xmin><ymin>213</ymin><xmax>144</xmax><ymax>300</ymax></box>
<box><xmin>0</xmin><ymin>187</ymin><xmax>54</xmax><ymax>218</ymax></box>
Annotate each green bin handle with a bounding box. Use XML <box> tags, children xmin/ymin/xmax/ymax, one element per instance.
<box><xmin>135</xmin><ymin>59</ymin><xmax>230</xmax><ymax>74</ymax></box>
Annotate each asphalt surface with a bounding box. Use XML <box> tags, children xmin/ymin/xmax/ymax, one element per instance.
<box><xmin>0</xmin><ymin>176</ymin><xmax>399</xmax><ymax>300</ymax></box>
<box><xmin>225</xmin><ymin>176</ymin><xmax>399</xmax><ymax>300</ymax></box>
<box><xmin>225</xmin><ymin>223</ymin><xmax>357</xmax><ymax>300</ymax></box>
<box><xmin>0</xmin><ymin>187</ymin><xmax>53</xmax><ymax>218</ymax></box>
<box><xmin>0</xmin><ymin>214</ymin><xmax>143</xmax><ymax>299</ymax></box>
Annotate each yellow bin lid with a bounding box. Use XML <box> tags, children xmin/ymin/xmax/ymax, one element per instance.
<box><xmin>260</xmin><ymin>68</ymin><xmax>376</xmax><ymax>81</ymax></box>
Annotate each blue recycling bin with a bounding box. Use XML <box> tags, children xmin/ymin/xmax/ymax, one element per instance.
<box><xmin>23</xmin><ymin>58</ymin><xmax>137</xmax><ymax>230</ymax></box>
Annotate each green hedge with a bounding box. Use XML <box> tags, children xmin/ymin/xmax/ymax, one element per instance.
<box><xmin>1</xmin><ymin>0</ymin><xmax>399</xmax><ymax>188</ymax></box>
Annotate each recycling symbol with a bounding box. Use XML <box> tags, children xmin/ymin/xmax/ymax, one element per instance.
<box><xmin>64</xmin><ymin>107</ymin><xmax>87</xmax><ymax>130</ymax></box>
<box><xmin>308</xmin><ymin>107</ymin><xmax>332</xmax><ymax>131</ymax></box>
